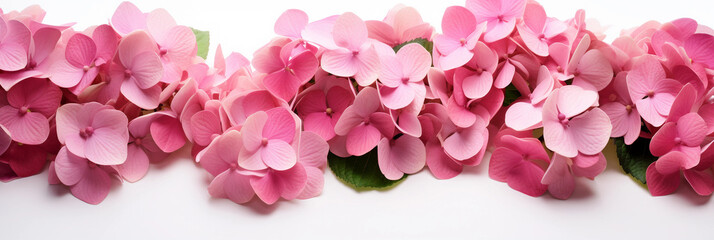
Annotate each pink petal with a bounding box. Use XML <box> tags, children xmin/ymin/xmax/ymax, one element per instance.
<box><xmin>505</xmin><ymin>102</ymin><xmax>542</xmax><ymax>131</ymax></box>
<box><xmin>646</xmin><ymin>162</ymin><xmax>680</xmax><ymax>196</ymax></box>
<box><xmin>120</xmin><ymin>80</ymin><xmax>161</xmax><ymax>109</ymax></box>
<box><xmin>397</xmin><ymin>43</ymin><xmax>432</xmax><ymax>81</ymax></box>
<box><xmin>84</xmin><ymin>128</ymin><xmax>128</xmax><ymax>166</ymax></box>
<box><xmin>494</xmin><ymin>61</ymin><xmax>515</xmax><ymax>89</ymax></box>
<box><xmin>321</xmin><ymin>48</ymin><xmax>360</xmax><ymax>78</ymax></box>
<box><xmin>655</xmin><ymin>151</ymin><xmax>688</xmax><ymax>176</ymax></box>
<box><xmin>117</xmin><ymin>31</ymin><xmax>157</xmax><ymax>68</ymax></box>
<box><xmin>425</xmin><ymin>141</ymin><xmax>462</xmax><ymax>179</ymax></box>
<box><xmin>0</xmin><ymin>42</ymin><xmax>27</xmax><ymax>71</ymax></box>
<box><xmin>263</xmin><ymin>69</ymin><xmax>301</xmax><ymax>101</ymax></box>
<box><xmin>461</xmin><ymin>70</ymin><xmax>493</xmax><ymax>100</ymax></box>
<box><xmin>149</xmin><ymin>115</ymin><xmax>185</xmax><ymax>152</ymax></box>
<box><xmin>65</xmin><ymin>33</ymin><xmax>96</xmax><ymax>68</ymax></box>
<box><xmin>557</xmin><ymin>85</ymin><xmax>598</xmax><ymax>118</ymax></box>
<box><xmin>49</xmin><ymin>60</ymin><xmax>83</xmax><ymax>88</ymax></box>
<box><xmin>345</xmin><ymin>124</ymin><xmax>382</xmax><ymax>156</ymax></box>
<box><xmin>489</xmin><ymin>147</ymin><xmax>524</xmax><ymax>182</ymax></box>
<box><xmin>297</xmin><ymin>131</ymin><xmax>329</xmax><ymax>169</ymax></box>
<box><xmin>110</xmin><ymin>2</ymin><xmax>146</xmax><ymax>35</ymax></box>
<box><xmin>297</xmin><ymin>166</ymin><xmax>324</xmax><ymax>199</ymax></box>
<box><xmin>54</xmin><ymin>147</ymin><xmax>87</xmax><ymax>186</ymax></box>
<box><xmin>146</xmin><ymin>8</ymin><xmax>177</xmax><ymax>42</ymax></box>
<box><xmin>443</xmin><ymin>118</ymin><xmax>486</xmax><ymax>160</ymax></box>
<box><xmin>262</xmin><ymin>140</ymin><xmax>297</xmax><ymax>171</ymax></box>
<box><xmin>635</xmin><ymin>98</ymin><xmax>666</xmax><ymax>127</ymax></box>
<box><xmin>626</xmin><ymin>55</ymin><xmax>666</xmax><ymax>102</ymax></box>
<box><xmin>571</xmin><ymin>153</ymin><xmax>606</xmax><ymax>179</ymax></box>
<box><xmin>677</xmin><ymin>113</ymin><xmax>707</xmax><ymax>147</ymax></box>
<box><xmin>353</xmin><ymin>45</ymin><xmax>381</xmax><ymax>86</ymax></box>
<box><xmin>542</xmin><ymin>154</ymin><xmax>575</xmax><ymax>200</ymax></box>
<box><xmin>441</xmin><ymin>6</ymin><xmax>477</xmax><ymax>39</ymax></box>
<box><xmin>649</xmin><ymin>122</ymin><xmax>677</xmax><ymax>157</ymax></box>
<box><xmin>251</xmin><ymin>163</ymin><xmax>307</xmax><ymax>204</ymax></box>
<box><xmin>508</xmin><ymin>161</ymin><xmax>548</xmax><ymax>197</ymax></box>
<box><xmin>275</xmin><ymin>9</ymin><xmax>308</xmax><ymax>38</ymax></box>
<box><xmin>567</xmin><ymin>108</ymin><xmax>612</xmax><ymax>156</ymax></box>
<box><xmin>573</xmin><ymin>50</ymin><xmax>613</xmax><ymax>91</ymax></box>
<box><xmin>70</xmin><ymin>166</ymin><xmax>112</xmax><ymax>205</ymax></box>
<box><xmin>189</xmin><ymin>110</ymin><xmax>221</xmax><ymax>146</ymax></box>
<box><xmin>114</xmin><ymin>144</ymin><xmax>149</xmax><ymax>182</ymax></box>
<box><xmin>263</xmin><ymin>108</ymin><xmax>297</xmax><ymax>143</ymax></box>
<box><xmin>223</xmin><ymin>171</ymin><xmax>255</xmax><ymax>204</ymax></box>
<box><xmin>683</xmin><ymin>169</ymin><xmax>714</xmax><ymax>196</ymax></box>
<box><xmin>379</xmin><ymin>84</ymin><xmax>415</xmax><ymax>110</ymax></box>
<box><xmin>304</xmin><ymin>113</ymin><xmax>335</xmax><ymax>141</ymax></box>
<box><xmin>129</xmin><ymin>51</ymin><xmax>163</xmax><ymax>89</ymax></box>
<box><xmin>436</xmin><ymin>45</ymin><xmax>473</xmax><ymax>70</ymax></box>
<box><xmin>289</xmin><ymin>51</ymin><xmax>319</xmax><ymax>83</ymax></box>
<box><xmin>333</xmin><ymin>12</ymin><xmax>367</xmax><ymax>51</ymax></box>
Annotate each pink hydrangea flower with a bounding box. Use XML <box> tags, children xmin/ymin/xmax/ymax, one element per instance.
<box><xmin>490</xmin><ymin>134</ymin><xmax>550</xmax><ymax>197</ymax></box>
<box><xmin>0</xmin><ymin>16</ymin><xmax>31</xmax><ymax>72</ymax></box>
<box><xmin>0</xmin><ymin>26</ymin><xmax>60</xmax><ymax>90</ymax></box>
<box><xmin>433</xmin><ymin>6</ymin><xmax>485</xmax><ymax>70</ymax></box>
<box><xmin>542</xmin><ymin>153</ymin><xmax>606</xmax><ymax>199</ymax></box>
<box><xmin>109</xmin><ymin>30</ymin><xmax>163</xmax><ymax>109</ymax></box>
<box><xmin>56</xmin><ymin>102</ymin><xmax>129</xmax><ymax>165</ymax></box>
<box><xmin>110</xmin><ymin>2</ymin><xmax>147</xmax><ymax>35</ymax></box>
<box><xmin>542</xmin><ymin>85</ymin><xmax>611</xmax><ymax>158</ymax></box>
<box><xmin>50</xmin><ymin>25</ymin><xmax>118</xmax><ymax>93</ymax></box>
<box><xmin>453</xmin><ymin>41</ymin><xmax>498</xmax><ymax>100</ymax></box>
<box><xmin>378</xmin><ymin>43</ymin><xmax>431</xmax><ymax>110</ymax></box>
<box><xmin>252</xmin><ymin>39</ymin><xmax>319</xmax><ymax>101</ymax></box>
<box><xmin>52</xmin><ymin>146</ymin><xmax>114</xmax><ymax>204</ymax></box>
<box><xmin>239</xmin><ymin>107</ymin><xmax>299</xmax><ymax>171</ymax></box>
<box><xmin>516</xmin><ymin>2</ymin><xmax>567</xmax><ymax>57</ymax></box>
<box><xmin>366</xmin><ymin>5</ymin><xmax>434</xmax><ymax>47</ymax></box>
<box><xmin>296</xmin><ymin>85</ymin><xmax>354</xmax><ymax>141</ymax></box>
<box><xmin>0</xmin><ymin>78</ymin><xmax>61</xmax><ymax>145</ymax></box>
<box><xmin>465</xmin><ymin>0</ymin><xmax>526</xmax><ymax>42</ymax></box>
<box><xmin>600</xmin><ymin>72</ymin><xmax>641</xmax><ymax>145</ymax></box>
<box><xmin>334</xmin><ymin>87</ymin><xmax>394</xmax><ymax>156</ymax></box>
<box><xmin>649</xmin><ymin>112</ymin><xmax>706</xmax><ymax>169</ymax></box>
<box><xmin>0</xmin><ymin>141</ymin><xmax>47</xmax><ymax>182</ymax></box>
<box><xmin>626</xmin><ymin>55</ymin><xmax>682</xmax><ymax>127</ymax></box>
<box><xmin>320</xmin><ymin>12</ymin><xmax>381</xmax><ymax>86</ymax></box>
<box><xmin>146</xmin><ymin>9</ymin><xmax>197</xmax><ymax>83</ymax></box>
<box><xmin>377</xmin><ymin>134</ymin><xmax>426</xmax><ymax>180</ymax></box>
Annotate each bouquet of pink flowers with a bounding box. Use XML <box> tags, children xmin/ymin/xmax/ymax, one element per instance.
<box><xmin>1</xmin><ymin>0</ymin><xmax>713</xmax><ymax>205</ymax></box>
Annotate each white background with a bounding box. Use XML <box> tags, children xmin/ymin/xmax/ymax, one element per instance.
<box><xmin>2</xmin><ymin>0</ymin><xmax>714</xmax><ymax>239</ymax></box>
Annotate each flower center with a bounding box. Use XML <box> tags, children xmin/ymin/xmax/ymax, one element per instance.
<box><xmin>261</xmin><ymin>137</ymin><xmax>269</xmax><ymax>146</ymax></box>
<box><xmin>674</xmin><ymin>137</ymin><xmax>682</xmax><ymax>144</ymax></box>
<box><xmin>285</xmin><ymin>66</ymin><xmax>295</xmax><ymax>75</ymax></box>
<box><xmin>459</xmin><ymin>38</ymin><xmax>467</xmax><ymax>46</ymax></box>
<box><xmin>608</xmin><ymin>93</ymin><xmax>617</xmax><ymax>102</ymax></box>
<box><xmin>229</xmin><ymin>162</ymin><xmax>238</xmax><ymax>169</ymax></box>
<box><xmin>326</xmin><ymin>107</ymin><xmax>333</xmax><ymax>115</ymax></box>
<box><xmin>558</xmin><ymin>113</ymin><xmax>569</xmax><ymax>125</ymax></box>
<box><xmin>124</xmin><ymin>69</ymin><xmax>133</xmax><ymax>78</ymax></box>
<box><xmin>159</xmin><ymin>48</ymin><xmax>168</xmax><ymax>56</ymax></box>
<box><xmin>401</xmin><ymin>77</ymin><xmax>410</xmax><ymax>83</ymax></box>
<box><xmin>538</xmin><ymin>33</ymin><xmax>546</xmax><ymax>41</ymax></box>
<box><xmin>475</xmin><ymin>67</ymin><xmax>484</xmax><ymax>74</ymax></box>
<box><xmin>80</xmin><ymin>126</ymin><xmax>94</xmax><ymax>138</ymax></box>
<box><xmin>352</xmin><ymin>50</ymin><xmax>359</xmax><ymax>57</ymax></box>
<box><xmin>497</xmin><ymin>15</ymin><xmax>505</xmax><ymax>22</ymax></box>
<box><xmin>625</xmin><ymin>105</ymin><xmax>632</xmax><ymax>113</ymax></box>
<box><xmin>134</xmin><ymin>138</ymin><xmax>143</xmax><ymax>146</ymax></box>
<box><xmin>19</xmin><ymin>106</ymin><xmax>30</xmax><ymax>115</ymax></box>
<box><xmin>83</xmin><ymin>65</ymin><xmax>90</xmax><ymax>72</ymax></box>
<box><xmin>646</xmin><ymin>91</ymin><xmax>654</xmax><ymax>98</ymax></box>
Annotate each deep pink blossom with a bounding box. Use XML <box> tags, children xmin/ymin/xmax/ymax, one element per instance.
<box><xmin>433</xmin><ymin>6</ymin><xmax>485</xmax><ymax>70</ymax></box>
<box><xmin>334</xmin><ymin>87</ymin><xmax>394</xmax><ymax>156</ymax></box>
<box><xmin>378</xmin><ymin>43</ymin><xmax>431</xmax><ymax>110</ymax></box>
<box><xmin>320</xmin><ymin>12</ymin><xmax>381</xmax><ymax>86</ymax></box>
<box><xmin>490</xmin><ymin>134</ymin><xmax>549</xmax><ymax>197</ymax></box>
<box><xmin>626</xmin><ymin>55</ymin><xmax>681</xmax><ymax>127</ymax></box>
<box><xmin>109</xmin><ymin>30</ymin><xmax>163</xmax><ymax>109</ymax></box>
<box><xmin>0</xmin><ymin>78</ymin><xmax>60</xmax><ymax>145</ymax></box>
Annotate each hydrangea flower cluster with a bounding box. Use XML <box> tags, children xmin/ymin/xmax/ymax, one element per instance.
<box><xmin>1</xmin><ymin>0</ymin><xmax>713</xmax><ymax>205</ymax></box>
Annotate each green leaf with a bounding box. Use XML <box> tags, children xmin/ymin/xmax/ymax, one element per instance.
<box><xmin>393</xmin><ymin>38</ymin><xmax>433</xmax><ymax>56</ymax></box>
<box><xmin>191</xmin><ymin>28</ymin><xmax>210</xmax><ymax>59</ymax></box>
<box><xmin>328</xmin><ymin>148</ymin><xmax>406</xmax><ymax>190</ymax></box>
<box><xmin>503</xmin><ymin>84</ymin><xmax>521</xmax><ymax>107</ymax></box>
<box><xmin>615</xmin><ymin>137</ymin><xmax>657</xmax><ymax>184</ymax></box>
